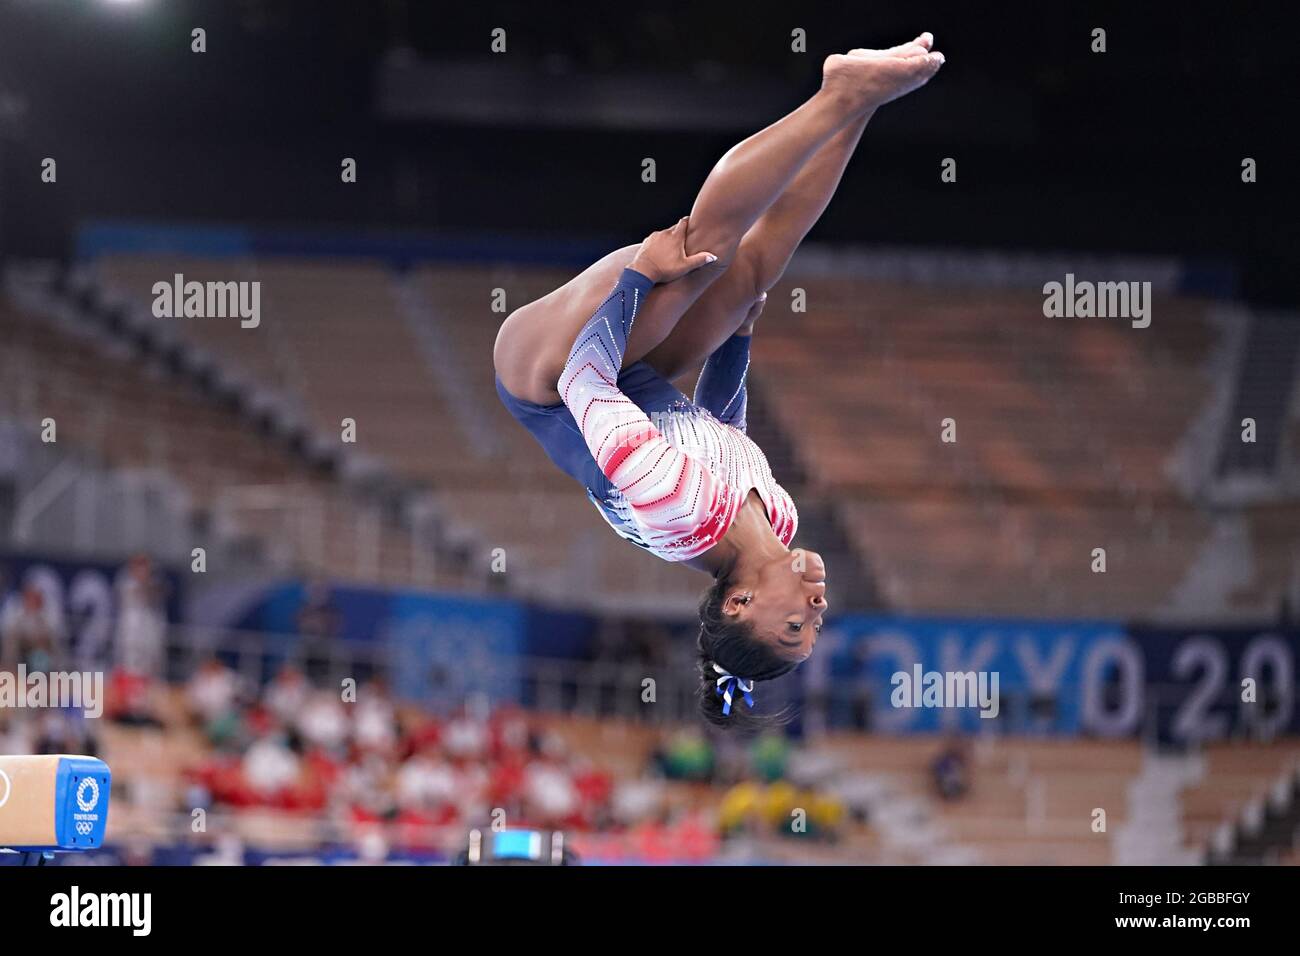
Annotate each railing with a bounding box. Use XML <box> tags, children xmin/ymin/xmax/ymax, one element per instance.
<box><xmin>153</xmin><ymin>625</ymin><xmax>1297</xmax><ymax>745</ymax></box>
<box><xmin>0</xmin><ymin>419</ymin><xmax>195</xmax><ymax>562</ymax></box>
<box><xmin>162</xmin><ymin>624</ymin><xmax>700</xmax><ymax>725</ymax></box>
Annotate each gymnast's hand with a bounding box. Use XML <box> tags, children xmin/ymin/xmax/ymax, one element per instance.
<box><xmin>628</xmin><ymin>217</ymin><xmax>718</xmax><ymax>284</ymax></box>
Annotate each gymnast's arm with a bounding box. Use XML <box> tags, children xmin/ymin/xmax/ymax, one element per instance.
<box><xmin>693</xmin><ymin>335</ymin><xmax>752</xmax><ymax>432</ymax></box>
<box><xmin>558</xmin><ymin>269</ymin><xmax>726</xmax><ymax>531</ymax></box>
<box><xmin>558</xmin><ymin>228</ymin><xmax>734</xmax><ymax>548</ymax></box>
<box><xmin>692</xmin><ymin>291</ymin><xmax>763</xmax><ymax>431</ymax></box>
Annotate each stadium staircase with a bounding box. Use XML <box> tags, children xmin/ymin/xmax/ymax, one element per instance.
<box><xmin>1114</xmin><ymin>753</ymin><xmax>1205</xmax><ymax>865</ymax></box>
<box><xmin>1208</xmin><ymin>761</ymin><xmax>1300</xmax><ymax>864</ymax></box>
<box><xmin>1216</xmin><ymin>311</ymin><xmax>1300</xmax><ymax>481</ymax></box>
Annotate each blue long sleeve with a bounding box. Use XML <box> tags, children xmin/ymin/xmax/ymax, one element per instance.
<box><xmin>561</xmin><ymin>268</ymin><xmax>652</xmax><ymax>384</ymax></box>
<box><xmin>693</xmin><ymin>332</ymin><xmax>752</xmax><ymax>431</ymax></box>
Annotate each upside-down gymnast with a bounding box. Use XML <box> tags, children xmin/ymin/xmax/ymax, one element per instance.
<box><xmin>494</xmin><ymin>35</ymin><xmax>944</xmax><ymax>726</ymax></box>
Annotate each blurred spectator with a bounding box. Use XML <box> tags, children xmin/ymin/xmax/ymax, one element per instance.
<box><xmin>296</xmin><ymin>688</ymin><xmax>350</xmax><ymax>755</ymax></box>
<box><xmin>488</xmin><ymin>705</ymin><xmax>531</xmax><ymax>758</ymax></box>
<box><xmin>442</xmin><ymin>709</ymin><xmax>489</xmax><ymax>760</ymax></box>
<box><xmin>718</xmin><ymin>781</ymin><xmax>762</xmax><ymax>834</ymax></box>
<box><xmin>571</xmin><ymin>757</ymin><xmax>614</xmax><ymax>827</ymax></box>
<box><xmin>523</xmin><ymin>759</ymin><xmax>579</xmax><ymax>824</ymax></box>
<box><xmin>186</xmin><ymin>657</ymin><xmax>243</xmax><ymax>747</ymax></box>
<box><xmin>105</xmin><ymin>668</ymin><xmax>165</xmax><ymax>728</ymax></box>
<box><xmin>265</xmin><ymin>665</ymin><xmax>309</xmax><ymax>726</ymax></box>
<box><xmin>0</xmin><ymin>581</ymin><xmax>66</xmax><ymax>671</ymax></box>
<box><xmin>451</xmin><ymin>761</ymin><xmax>490</xmax><ymax>823</ymax></box>
<box><xmin>143</xmin><ymin>654</ymin><xmax>836</xmax><ymax>861</ymax></box>
<box><xmin>750</xmin><ymin>733</ymin><xmax>791</xmax><ymax>783</ymax></box>
<box><xmin>30</xmin><ymin>711</ymin><xmax>99</xmax><ymax>757</ymax></box>
<box><xmin>932</xmin><ymin>737</ymin><xmax>970</xmax><ymax>801</ymax></box>
<box><xmin>242</xmin><ymin>731</ymin><xmax>301</xmax><ymax>801</ymax></box>
<box><xmin>609</xmin><ymin>777</ymin><xmax>663</xmax><ymax>826</ymax></box>
<box><xmin>353</xmin><ymin>679</ymin><xmax>398</xmax><ymax>754</ymax></box>
<box><xmin>652</xmin><ymin>729</ymin><xmax>714</xmax><ymax>782</ymax></box>
<box><xmin>340</xmin><ymin>752</ymin><xmax>396</xmax><ymax>821</ymax></box>
<box><xmin>295</xmin><ymin>579</ymin><xmax>341</xmax><ymax>683</ymax></box>
<box><xmin>719</xmin><ymin>778</ymin><xmax>844</xmax><ymax>840</ymax></box>
<box><xmin>114</xmin><ymin>554</ymin><xmax>167</xmax><ymax>678</ymax></box>
<box><xmin>395</xmin><ymin>745</ymin><xmax>457</xmax><ymax>817</ymax></box>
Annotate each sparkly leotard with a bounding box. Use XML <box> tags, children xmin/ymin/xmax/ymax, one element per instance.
<box><xmin>497</xmin><ymin>268</ymin><xmax>797</xmax><ymax>562</ymax></box>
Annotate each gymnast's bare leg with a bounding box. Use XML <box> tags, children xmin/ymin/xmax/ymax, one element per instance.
<box><xmin>493</xmin><ymin>35</ymin><xmax>943</xmax><ymax>404</ymax></box>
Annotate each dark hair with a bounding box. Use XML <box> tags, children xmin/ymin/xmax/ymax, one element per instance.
<box><xmin>696</xmin><ymin>566</ymin><xmax>798</xmax><ymax>730</ymax></box>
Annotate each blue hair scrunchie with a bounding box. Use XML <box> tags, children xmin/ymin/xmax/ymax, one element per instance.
<box><xmin>712</xmin><ymin>663</ymin><xmax>755</xmax><ymax>716</ymax></box>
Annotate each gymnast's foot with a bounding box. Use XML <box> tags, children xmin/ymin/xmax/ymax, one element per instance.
<box><xmin>822</xmin><ymin>32</ymin><xmax>944</xmax><ymax>113</ymax></box>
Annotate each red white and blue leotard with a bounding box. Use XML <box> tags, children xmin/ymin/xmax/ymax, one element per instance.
<box><xmin>498</xmin><ymin>268</ymin><xmax>797</xmax><ymax>563</ymax></box>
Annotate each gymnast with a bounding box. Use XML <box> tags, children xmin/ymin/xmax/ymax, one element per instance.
<box><xmin>494</xmin><ymin>34</ymin><xmax>944</xmax><ymax>725</ymax></box>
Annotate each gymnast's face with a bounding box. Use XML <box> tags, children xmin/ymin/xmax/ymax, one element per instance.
<box><xmin>724</xmin><ymin>548</ymin><xmax>828</xmax><ymax>661</ymax></box>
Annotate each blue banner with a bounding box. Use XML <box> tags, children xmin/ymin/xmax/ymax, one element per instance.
<box><xmin>230</xmin><ymin>581</ymin><xmax>529</xmax><ymax>702</ymax></box>
<box><xmin>1129</xmin><ymin>624</ymin><xmax>1298</xmax><ymax>742</ymax></box>
<box><xmin>825</xmin><ymin>615</ymin><xmax>1126</xmax><ymax>734</ymax></box>
<box><xmin>825</xmin><ymin>615</ymin><xmax>1300</xmax><ymax>740</ymax></box>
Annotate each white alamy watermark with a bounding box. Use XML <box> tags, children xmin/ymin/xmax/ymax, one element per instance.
<box><xmin>587</xmin><ymin>409</ymin><xmax>700</xmax><ymax>451</ymax></box>
<box><xmin>151</xmin><ymin>273</ymin><xmax>261</xmax><ymax>328</ymax></box>
<box><xmin>890</xmin><ymin>664</ymin><xmax>1000</xmax><ymax>719</ymax></box>
<box><xmin>50</xmin><ymin>886</ymin><xmax>151</xmax><ymax>937</ymax></box>
<box><xmin>1042</xmin><ymin>273</ymin><xmax>1151</xmax><ymax>329</ymax></box>
<box><xmin>0</xmin><ymin>666</ymin><xmax>104</xmax><ymax>719</ymax></box>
